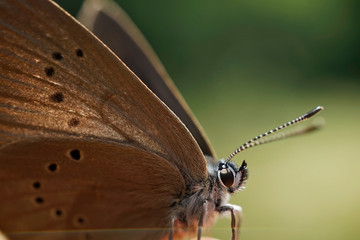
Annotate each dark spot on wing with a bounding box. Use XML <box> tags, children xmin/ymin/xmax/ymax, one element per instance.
<box><xmin>33</xmin><ymin>181</ymin><xmax>41</xmax><ymax>189</ymax></box>
<box><xmin>55</xmin><ymin>209</ymin><xmax>62</xmax><ymax>217</ymax></box>
<box><xmin>48</xmin><ymin>163</ymin><xmax>58</xmax><ymax>172</ymax></box>
<box><xmin>68</xmin><ymin>118</ymin><xmax>80</xmax><ymax>127</ymax></box>
<box><xmin>52</xmin><ymin>52</ymin><xmax>63</xmax><ymax>60</ymax></box>
<box><xmin>45</xmin><ymin>67</ymin><xmax>54</xmax><ymax>76</ymax></box>
<box><xmin>50</xmin><ymin>92</ymin><xmax>64</xmax><ymax>103</ymax></box>
<box><xmin>73</xmin><ymin>214</ymin><xmax>87</xmax><ymax>227</ymax></box>
<box><xmin>35</xmin><ymin>197</ymin><xmax>44</xmax><ymax>204</ymax></box>
<box><xmin>51</xmin><ymin>208</ymin><xmax>64</xmax><ymax>219</ymax></box>
<box><xmin>69</xmin><ymin>149</ymin><xmax>81</xmax><ymax>161</ymax></box>
<box><xmin>76</xmin><ymin>49</ymin><xmax>83</xmax><ymax>57</ymax></box>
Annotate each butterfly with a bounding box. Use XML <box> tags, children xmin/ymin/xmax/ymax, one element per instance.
<box><xmin>0</xmin><ymin>0</ymin><xmax>323</xmax><ymax>240</ymax></box>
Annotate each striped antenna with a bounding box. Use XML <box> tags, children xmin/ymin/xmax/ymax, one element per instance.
<box><xmin>225</xmin><ymin>106</ymin><xmax>324</xmax><ymax>163</ymax></box>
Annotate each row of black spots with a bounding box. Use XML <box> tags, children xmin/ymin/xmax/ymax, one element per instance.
<box><xmin>44</xmin><ymin>149</ymin><xmax>81</xmax><ymax>173</ymax></box>
<box><xmin>50</xmin><ymin>210</ymin><xmax>87</xmax><ymax>226</ymax></box>
<box><xmin>48</xmin><ymin>49</ymin><xmax>83</xmax><ymax>67</ymax></box>
<box><xmin>48</xmin><ymin>92</ymin><xmax>81</xmax><ymax>127</ymax></box>
<box><xmin>32</xmin><ymin>197</ymin><xmax>87</xmax><ymax>226</ymax></box>
<box><xmin>45</xmin><ymin>48</ymin><xmax>84</xmax><ymax>77</ymax></box>
<box><xmin>32</xmin><ymin>178</ymin><xmax>43</xmax><ymax>205</ymax></box>
<box><xmin>51</xmin><ymin>210</ymin><xmax>88</xmax><ymax>226</ymax></box>
<box><xmin>45</xmin><ymin>49</ymin><xmax>84</xmax><ymax>76</ymax></box>
<box><xmin>50</xmin><ymin>208</ymin><xmax>87</xmax><ymax>227</ymax></box>
<box><xmin>43</xmin><ymin>149</ymin><xmax>81</xmax><ymax>173</ymax></box>
<box><xmin>31</xmin><ymin>163</ymin><xmax>58</xmax><ymax>205</ymax></box>
<box><xmin>51</xmin><ymin>49</ymin><xmax>83</xmax><ymax>60</ymax></box>
<box><xmin>50</xmin><ymin>210</ymin><xmax>87</xmax><ymax>227</ymax></box>
<box><xmin>32</xmin><ymin>199</ymin><xmax>86</xmax><ymax>225</ymax></box>
<box><xmin>31</xmin><ymin>163</ymin><xmax>57</xmax><ymax>207</ymax></box>
<box><xmin>30</xmin><ymin>148</ymin><xmax>84</xmax><ymax>225</ymax></box>
<box><xmin>47</xmin><ymin>49</ymin><xmax>84</xmax><ymax>127</ymax></box>
<box><xmin>44</xmin><ymin>51</ymin><xmax>60</xmax><ymax>76</ymax></box>
<box><xmin>32</xmin><ymin>180</ymin><xmax>43</xmax><ymax>207</ymax></box>
<box><xmin>51</xmin><ymin>210</ymin><xmax>87</xmax><ymax>225</ymax></box>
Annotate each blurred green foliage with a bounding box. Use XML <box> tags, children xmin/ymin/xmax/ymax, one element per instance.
<box><xmin>55</xmin><ymin>1</ymin><xmax>360</xmax><ymax>240</ymax></box>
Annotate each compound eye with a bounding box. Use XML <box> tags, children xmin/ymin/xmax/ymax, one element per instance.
<box><xmin>219</xmin><ymin>167</ymin><xmax>235</xmax><ymax>188</ymax></box>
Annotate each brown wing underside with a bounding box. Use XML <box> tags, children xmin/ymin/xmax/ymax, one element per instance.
<box><xmin>0</xmin><ymin>139</ymin><xmax>185</xmax><ymax>240</ymax></box>
<box><xmin>0</xmin><ymin>0</ymin><xmax>207</xmax><ymax>183</ymax></box>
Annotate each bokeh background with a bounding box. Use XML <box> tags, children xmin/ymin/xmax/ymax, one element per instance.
<box><xmin>55</xmin><ymin>0</ymin><xmax>360</xmax><ymax>239</ymax></box>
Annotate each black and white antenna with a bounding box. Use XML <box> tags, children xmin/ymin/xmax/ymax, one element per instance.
<box><xmin>226</xmin><ymin>106</ymin><xmax>324</xmax><ymax>163</ymax></box>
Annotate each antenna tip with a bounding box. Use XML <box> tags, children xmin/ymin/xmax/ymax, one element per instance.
<box><xmin>316</xmin><ymin>106</ymin><xmax>324</xmax><ymax>111</ymax></box>
<box><xmin>306</xmin><ymin>106</ymin><xmax>324</xmax><ymax>118</ymax></box>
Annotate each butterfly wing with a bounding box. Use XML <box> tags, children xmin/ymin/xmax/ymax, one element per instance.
<box><xmin>0</xmin><ymin>0</ymin><xmax>206</xmax><ymax>182</ymax></box>
<box><xmin>77</xmin><ymin>0</ymin><xmax>215</xmax><ymax>158</ymax></box>
<box><xmin>0</xmin><ymin>0</ymin><xmax>207</xmax><ymax>238</ymax></box>
<box><xmin>0</xmin><ymin>139</ymin><xmax>185</xmax><ymax>240</ymax></box>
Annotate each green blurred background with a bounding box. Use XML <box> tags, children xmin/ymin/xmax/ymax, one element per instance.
<box><xmin>56</xmin><ymin>0</ymin><xmax>360</xmax><ymax>239</ymax></box>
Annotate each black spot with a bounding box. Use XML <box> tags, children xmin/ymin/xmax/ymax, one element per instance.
<box><xmin>68</xmin><ymin>118</ymin><xmax>80</xmax><ymax>127</ymax></box>
<box><xmin>76</xmin><ymin>49</ymin><xmax>83</xmax><ymax>57</ymax></box>
<box><xmin>45</xmin><ymin>67</ymin><xmax>54</xmax><ymax>76</ymax></box>
<box><xmin>50</xmin><ymin>92</ymin><xmax>64</xmax><ymax>103</ymax></box>
<box><xmin>51</xmin><ymin>208</ymin><xmax>64</xmax><ymax>219</ymax></box>
<box><xmin>55</xmin><ymin>209</ymin><xmax>62</xmax><ymax>217</ymax></box>
<box><xmin>70</xmin><ymin>149</ymin><xmax>81</xmax><ymax>160</ymax></box>
<box><xmin>52</xmin><ymin>52</ymin><xmax>63</xmax><ymax>60</ymax></box>
<box><xmin>33</xmin><ymin>181</ymin><xmax>41</xmax><ymax>189</ymax></box>
<box><xmin>73</xmin><ymin>215</ymin><xmax>87</xmax><ymax>227</ymax></box>
<box><xmin>48</xmin><ymin>163</ymin><xmax>58</xmax><ymax>172</ymax></box>
<box><xmin>35</xmin><ymin>197</ymin><xmax>44</xmax><ymax>204</ymax></box>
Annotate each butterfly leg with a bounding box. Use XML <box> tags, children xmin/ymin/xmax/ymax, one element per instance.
<box><xmin>197</xmin><ymin>201</ymin><xmax>207</xmax><ymax>240</ymax></box>
<box><xmin>218</xmin><ymin>204</ymin><xmax>242</xmax><ymax>240</ymax></box>
<box><xmin>169</xmin><ymin>217</ymin><xmax>175</xmax><ymax>240</ymax></box>
<box><xmin>168</xmin><ymin>201</ymin><xmax>208</xmax><ymax>240</ymax></box>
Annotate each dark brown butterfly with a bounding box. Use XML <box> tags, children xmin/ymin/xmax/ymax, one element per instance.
<box><xmin>0</xmin><ymin>0</ymin><xmax>323</xmax><ymax>240</ymax></box>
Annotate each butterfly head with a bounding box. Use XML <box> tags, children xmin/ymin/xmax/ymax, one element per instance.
<box><xmin>216</xmin><ymin>160</ymin><xmax>248</xmax><ymax>193</ymax></box>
